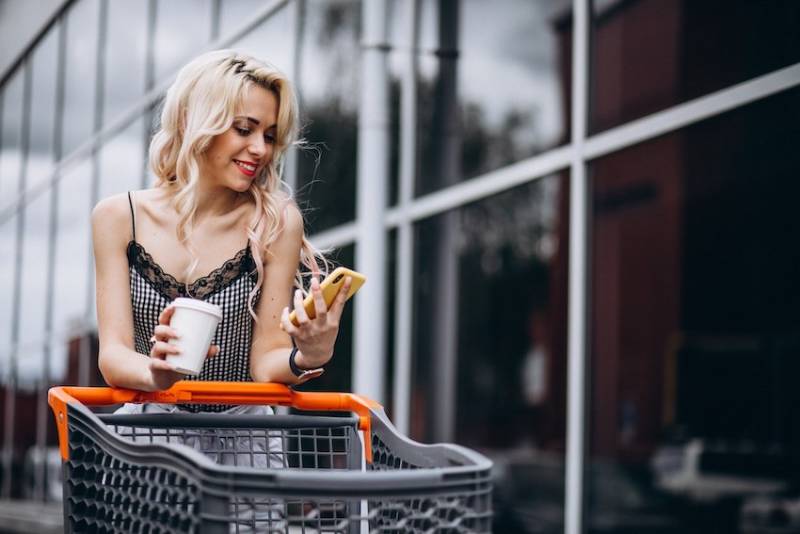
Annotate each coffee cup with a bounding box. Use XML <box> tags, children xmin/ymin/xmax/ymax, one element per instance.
<box><xmin>165</xmin><ymin>298</ymin><xmax>223</xmax><ymax>375</ymax></box>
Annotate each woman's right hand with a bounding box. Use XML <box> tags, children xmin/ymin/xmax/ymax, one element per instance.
<box><xmin>147</xmin><ymin>305</ymin><xmax>219</xmax><ymax>390</ymax></box>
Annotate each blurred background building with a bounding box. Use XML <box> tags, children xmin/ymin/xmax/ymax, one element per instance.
<box><xmin>1</xmin><ymin>0</ymin><xmax>799</xmax><ymax>532</ymax></box>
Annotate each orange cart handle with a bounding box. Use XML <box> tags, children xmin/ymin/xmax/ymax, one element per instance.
<box><xmin>49</xmin><ymin>381</ymin><xmax>381</xmax><ymax>462</ymax></box>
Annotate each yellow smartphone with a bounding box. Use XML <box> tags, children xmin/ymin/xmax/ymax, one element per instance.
<box><xmin>288</xmin><ymin>267</ymin><xmax>366</xmax><ymax>326</ymax></box>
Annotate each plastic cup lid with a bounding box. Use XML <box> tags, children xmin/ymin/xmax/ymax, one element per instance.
<box><xmin>171</xmin><ymin>297</ymin><xmax>223</xmax><ymax>319</ymax></box>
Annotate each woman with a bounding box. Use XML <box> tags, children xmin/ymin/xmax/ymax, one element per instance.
<box><xmin>91</xmin><ymin>50</ymin><xmax>350</xmax><ymax>414</ymax></box>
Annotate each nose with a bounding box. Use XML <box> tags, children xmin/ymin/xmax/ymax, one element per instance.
<box><xmin>247</xmin><ymin>136</ymin><xmax>267</xmax><ymax>160</ymax></box>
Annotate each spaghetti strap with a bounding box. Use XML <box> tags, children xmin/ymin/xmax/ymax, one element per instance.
<box><xmin>127</xmin><ymin>191</ymin><xmax>136</xmax><ymax>242</ymax></box>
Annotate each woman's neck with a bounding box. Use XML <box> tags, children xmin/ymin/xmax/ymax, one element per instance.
<box><xmin>194</xmin><ymin>182</ymin><xmax>247</xmax><ymax>219</ymax></box>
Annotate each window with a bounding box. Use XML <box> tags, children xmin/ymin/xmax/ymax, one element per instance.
<box><xmin>590</xmin><ymin>0</ymin><xmax>800</xmax><ymax>132</ymax></box>
<box><xmin>587</xmin><ymin>87</ymin><xmax>800</xmax><ymax>533</ymax></box>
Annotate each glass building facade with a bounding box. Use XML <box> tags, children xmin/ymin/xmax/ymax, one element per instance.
<box><xmin>0</xmin><ymin>0</ymin><xmax>799</xmax><ymax>532</ymax></box>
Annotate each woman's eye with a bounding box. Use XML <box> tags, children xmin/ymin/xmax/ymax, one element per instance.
<box><xmin>235</xmin><ymin>127</ymin><xmax>250</xmax><ymax>136</ymax></box>
<box><xmin>265</xmin><ymin>134</ymin><xmax>276</xmax><ymax>144</ymax></box>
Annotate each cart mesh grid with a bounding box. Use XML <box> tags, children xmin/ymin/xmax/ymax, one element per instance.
<box><xmin>59</xmin><ymin>399</ymin><xmax>492</xmax><ymax>533</ymax></box>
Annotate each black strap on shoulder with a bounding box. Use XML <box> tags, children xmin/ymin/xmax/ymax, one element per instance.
<box><xmin>127</xmin><ymin>191</ymin><xmax>136</xmax><ymax>241</ymax></box>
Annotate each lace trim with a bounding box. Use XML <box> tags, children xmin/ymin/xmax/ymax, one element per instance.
<box><xmin>127</xmin><ymin>241</ymin><xmax>256</xmax><ymax>300</ymax></box>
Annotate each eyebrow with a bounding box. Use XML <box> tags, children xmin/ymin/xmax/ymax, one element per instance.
<box><xmin>236</xmin><ymin>116</ymin><xmax>276</xmax><ymax>129</ymax></box>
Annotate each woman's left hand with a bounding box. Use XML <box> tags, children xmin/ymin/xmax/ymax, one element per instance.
<box><xmin>280</xmin><ymin>276</ymin><xmax>352</xmax><ymax>368</ymax></box>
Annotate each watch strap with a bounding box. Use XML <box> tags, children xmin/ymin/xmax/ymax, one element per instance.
<box><xmin>289</xmin><ymin>346</ymin><xmax>324</xmax><ymax>381</ymax></box>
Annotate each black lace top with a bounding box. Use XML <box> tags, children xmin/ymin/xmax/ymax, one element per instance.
<box><xmin>126</xmin><ymin>192</ymin><xmax>259</xmax><ymax>412</ymax></box>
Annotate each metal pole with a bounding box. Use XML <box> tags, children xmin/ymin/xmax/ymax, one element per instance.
<box><xmin>0</xmin><ymin>83</ymin><xmax>4</xmax><ymax>184</ymax></box>
<box><xmin>279</xmin><ymin>0</ymin><xmax>305</xmax><ymax>421</ymax></box>
<box><xmin>430</xmin><ymin>0</ymin><xmax>460</xmax><ymax>444</ymax></box>
<box><xmin>354</xmin><ymin>0</ymin><xmax>390</xmax><ymax>403</ymax></box>
<box><xmin>392</xmin><ymin>0</ymin><xmax>420</xmax><ymax>436</ymax></box>
<box><xmin>565</xmin><ymin>0</ymin><xmax>590</xmax><ymax>532</ymax></box>
<box><xmin>284</xmin><ymin>0</ymin><xmax>305</xmax><ymax>193</ymax></box>
<box><xmin>140</xmin><ymin>0</ymin><xmax>157</xmax><ymax>189</ymax></box>
<box><xmin>210</xmin><ymin>0</ymin><xmax>222</xmax><ymax>41</ymax></box>
<box><xmin>34</xmin><ymin>14</ymin><xmax>68</xmax><ymax>502</ymax></box>
<box><xmin>2</xmin><ymin>57</ymin><xmax>32</xmax><ymax>499</ymax></box>
<box><xmin>81</xmin><ymin>0</ymin><xmax>108</xmax><ymax>387</ymax></box>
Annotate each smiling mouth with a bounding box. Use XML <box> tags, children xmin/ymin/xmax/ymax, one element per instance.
<box><xmin>234</xmin><ymin>159</ymin><xmax>257</xmax><ymax>176</ymax></box>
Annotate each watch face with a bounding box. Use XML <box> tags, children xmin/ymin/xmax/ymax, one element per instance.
<box><xmin>298</xmin><ymin>368</ymin><xmax>325</xmax><ymax>382</ymax></box>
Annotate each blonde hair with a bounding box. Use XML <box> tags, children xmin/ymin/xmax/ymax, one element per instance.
<box><xmin>149</xmin><ymin>49</ymin><xmax>327</xmax><ymax>317</ymax></box>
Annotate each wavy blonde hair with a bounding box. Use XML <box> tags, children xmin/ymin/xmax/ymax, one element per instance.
<box><xmin>149</xmin><ymin>49</ymin><xmax>327</xmax><ymax>317</ymax></box>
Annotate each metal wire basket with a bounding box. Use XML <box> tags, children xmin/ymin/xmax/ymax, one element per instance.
<box><xmin>49</xmin><ymin>381</ymin><xmax>493</xmax><ymax>533</ymax></box>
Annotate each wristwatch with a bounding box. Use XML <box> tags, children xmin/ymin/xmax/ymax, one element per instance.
<box><xmin>289</xmin><ymin>347</ymin><xmax>325</xmax><ymax>381</ymax></box>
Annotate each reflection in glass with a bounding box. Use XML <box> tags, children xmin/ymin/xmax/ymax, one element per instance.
<box><xmin>18</xmin><ymin>188</ymin><xmax>51</xmax><ymax>387</ymax></box>
<box><xmin>1</xmin><ymin>70</ymin><xmax>24</xmax><ymax>201</ymax></box>
<box><xmin>590</xmin><ymin>0</ymin><xmax>800</xmax><ymax>133</ymax></box>
<box><xmin>0</xmin><ymin>216</ymin><xmax>17</xmax><ymax>382</ymax></box>
<box><xmin>295</xmin><ymin>0</ymin><xmax>359</xmax><ymax>233</ymax></box>
<box><xmin>588</xmin><ymin>88</ymin><xmax>800</xmax><ymax>533</ymax></box>
<box><xmin>225</xmin><ymin>3</ymin><xmax>292</xmax><ymax>74</ymax></box>
<box><xmin>0</xmin><ymin>71</ymin><xmax>25</xmax><ymax>382</ymax></box>
<box><xmin>97</xmin><ymin>118</ymin><xmax>145</xmax><ymax>204</ymax></box>
<box><xmin>219</xmin><ymin>0</ymin><xmax>278</xmax><ymax>40</ymax></box>
<box><xmin>104</xmin><ymin>1</ymin><xmax>148</xmax><ymax>123</ymax></box>
<box><xmin>416</xmin><ymin>0</ymin><xmax>567</xmax><ymax>197</ymax></box>
<box><xmin>25</xmin><ymin>29</ymin><xmax>59</xmax><ymax>188</ymax></box>
<box><xmin>52</xmin><ymin>160</ymin><xmax>94</xmax><ymax>384</ymax></box>
<box><xmin>62</xmin><ymin>0</ymin><xmax>100</xmax><ymax>156</ymax></box>
<box><xmin>413</xmin><ymin>175</ymin><xmax>567</xmax><ymax>532</ymax></box>
<box><xmin>153</xmin><ymin>0</ymin><xmax>212</xmax><ymax>81</ymax></box>
<box><xmin>17</xmin><ymin>28</ymin><xmax>60</xmax><ymax>386</ymax></box>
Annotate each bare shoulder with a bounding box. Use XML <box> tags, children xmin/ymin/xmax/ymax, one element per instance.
<box><xmin>281</xmin><ymin>198</ymin><xmax>304</xmax><ymax>236</ymax></box>
<box><xmin>267</xmin><ymin>190</ymin><xmax>304</xmax><ymax>237</ymax></box>
<box><xmin>91</xmin><ymin>192</ymin><xmax>132</xmax><ymax>233</ymax></box>
<box><xmin>263</xmin><ymin>197</ymin><xmax>304</xmax><ymax>262</ymax></box>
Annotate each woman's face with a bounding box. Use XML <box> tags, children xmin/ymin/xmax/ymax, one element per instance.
<box><xmin>202</xmin><ymin>84</ymin><xmax>279</xmax><ymax>193</ymax></box>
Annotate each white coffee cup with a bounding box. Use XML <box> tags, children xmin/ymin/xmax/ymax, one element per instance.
<box><xmin>165</xmin><ymin>298</ymin><xmax>223</xmax><ymax>376</ymax></box>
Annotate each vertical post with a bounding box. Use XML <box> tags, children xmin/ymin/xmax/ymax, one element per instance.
<box><xmin>210</xmin><ymin>0</ymin><xmax>222</xmax><ymax>41</ymax></box>
<box><xmin>430</xmin><ymin>0</ymin><xmax>460</xmax><ymax>444</ymax></box>
<box><xmin>0</xmin><ymin>73</ymin><xmax>3</xmax><ymax>164</ymax></box>
<box><xmin>346</xmin><ymin>425</ymin><xmax>364</xmax><ymax>534</ymax></box>
<box><xmin>0</xmin><ymin>85</ymin><xmax>4</xmax><ymax>500</ymax></box>
<box><xmin>392</xmin><ymin>0</ymin><xmax>420</xmax><ymax>435</ymax></box>
<box><xmin>565</xmin><ymin>0</ymin><xmax>590</xmax><ymax>533</ymax></box>
<box><xmin>35</xmin><ymin>14</ymin><xmax>68</xmax><ymax>502</ymax></box>
<box><xmin>0</xmin><ymin>74</ymin><xmax>3</xmax><ymax>391</ymax></box>
<box><xmin>284</xmin><ymin>0</ymin><xmax>306</xmax><ymax>192</ymax></box>
<box><xmin>81</xmin><ymin>0</ymin><xmax>108</xmax><ymax>387</ymax></box>
<box><xmin>140</xmin><ymin>0</ymin><xmax>157</xmax><ymax>189</ymax></box>
<box><xmin>2</xmin><ymin>58</ymin><xmax>32</xmax><ymax>499</ymax></box>
<box><xmin>354</xmin><ymin>0</ymin><xmax>390</xmax><ymax>403</ymax></box>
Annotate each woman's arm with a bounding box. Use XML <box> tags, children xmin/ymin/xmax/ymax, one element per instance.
<box><xmin>249</xmin><ymin>203</ymin><xmax>350</xmax><ymax>384</ymax></box>
<box><xmin>92</xmin><ymin>195</ymin><xmax>185</xmax><ymax>391</ymax></box>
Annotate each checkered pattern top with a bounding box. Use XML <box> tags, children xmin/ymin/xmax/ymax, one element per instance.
<box><xmin>127</xmin><ymin>192</ymin><xmax>259</xmax><ymax>412</ymax></box>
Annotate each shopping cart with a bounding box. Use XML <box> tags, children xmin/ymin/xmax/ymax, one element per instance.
<box><xmin>49</xmin><ymin>381</ymin><xmax>493</xmax><ymax>533</ymax></box>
